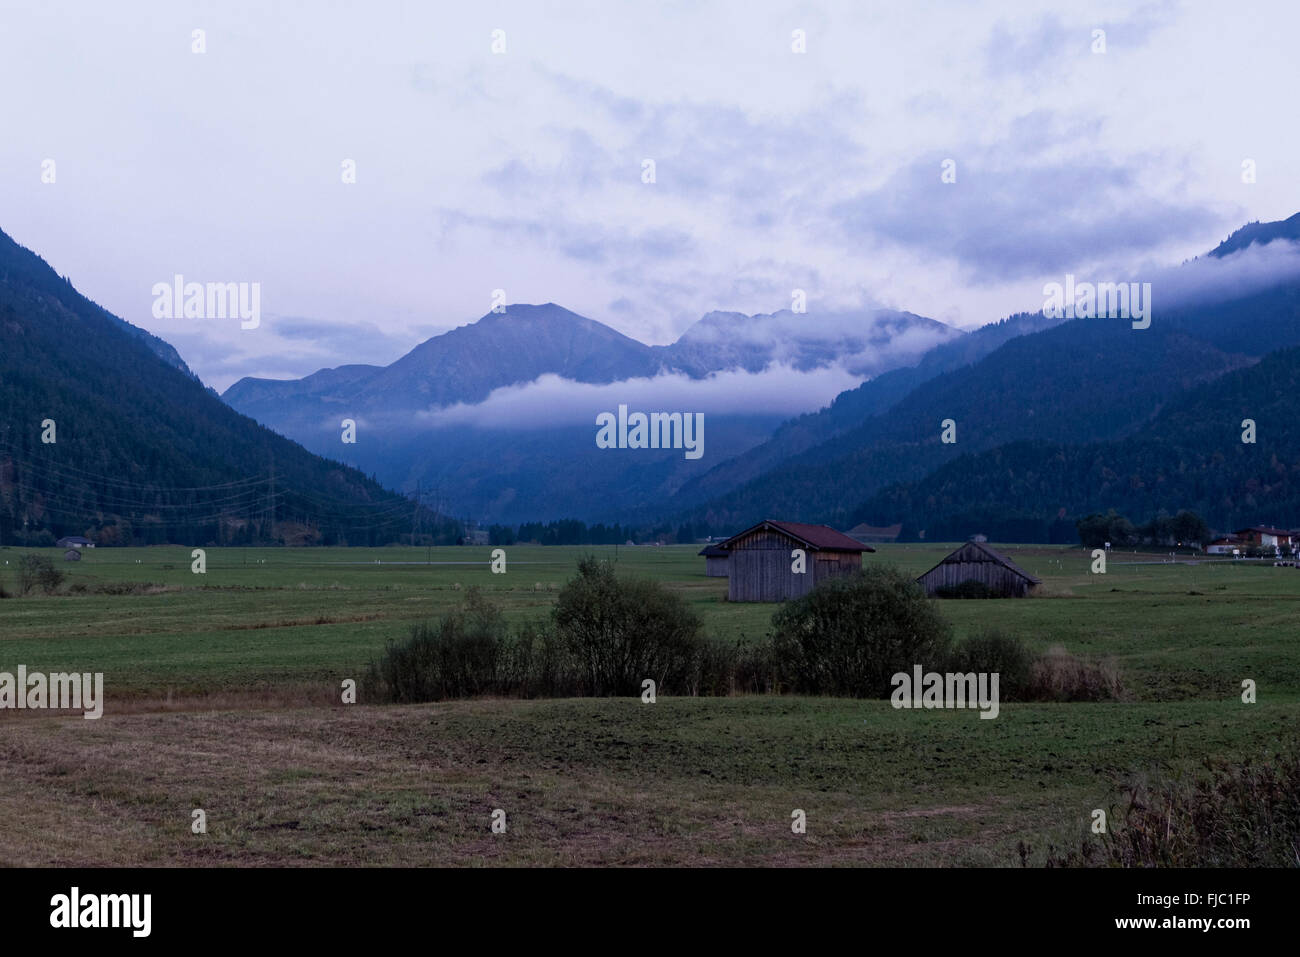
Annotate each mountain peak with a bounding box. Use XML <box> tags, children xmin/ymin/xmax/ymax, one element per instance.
<box><xmin>1208</xmin><ymin>211</ymin><xmax>1300</xmax><ymax>258</ymax></box>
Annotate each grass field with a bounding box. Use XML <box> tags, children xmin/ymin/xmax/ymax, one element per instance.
<box><xmin>1</xmin><ymin>543</ymin><xmax>1297</xmax><ymax>866</ymax></box>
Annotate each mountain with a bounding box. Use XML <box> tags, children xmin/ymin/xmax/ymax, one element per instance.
<box><xmin>853</xmin><ymin>344</ymin><xmax>1300</xmax><ymax>539</ymax></box>
<box><xmin>653</xmin><ymin>308</ymin><xmax>961</xmax><ymax>377</ymax></box>
<box><xmin>223</xmin><ymin>303</ymin><xmax>664</xmax><ymax>429</ymax></box>
<box><xmin>670</xmin><ymin>217</ymin><xmax>1300</xmax><ymax>533</ymax></box>
<box><xmin>663</xmin><ymin>310</ymin><xmax>1063</xmax><ymax>508</ymax></box>
<box><xmin>0</xmin><ymin>227</ymin><xmax>452</xmax><ymax>547</ymax></box>
<box><xmin>222</xmin><ymin>303</ymin><xmax>956</xmax><ymax>522</ymax></box>
<box><xmin>1208</xmin><ymin>211</ymin><xmax>1300</xmax><ymax>259</ymax></box>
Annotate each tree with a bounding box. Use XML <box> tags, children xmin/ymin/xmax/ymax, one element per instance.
<box><xmin>17</xmin><ymin>554</ymin><xmax>64</xmax><ymax>595</ymax></box>
<box><xmin>1170</xmin><ymin>510</ymin><xmax>1210</xmax><ymax>546</ymax></box>
<box><xmin>770</xmin><ymin>566</ymin><xmax>952</xmax><ymax>697</ymax></box>
<box><xmin>1076</xmin><ymin>509</ymin><xmax>1137</xmax><ymax>547</ymax></box>
<box><xmin>552</xmin><ymin>556</ymin><xmax>702</xmax><ymax>696</ymax></box>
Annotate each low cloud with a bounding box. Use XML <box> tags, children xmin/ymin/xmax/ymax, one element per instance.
<box><xmin>1035</xmin><ymin>237</ymin><xmax>1300</xmax><ymax>314</ymax></box>
<box><xmin>1154</xmin><ymin>239</ymin><xmax>1300</xmax><ymax>310</ymax></box>
<box><xmin>412</xmin><ymin>363</ymin><xmax>867</xmax><ymax>430</ymax></box>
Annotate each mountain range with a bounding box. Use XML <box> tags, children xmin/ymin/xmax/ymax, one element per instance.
<box><xmin>664</xmin><ymin>217</ymin><xmax>1300</xmax><ymax>536</ymax></box>
<box><xmin>222</xmin><ymin>304</ymin><xmax>961</xmax><ymax>523</ymax></box>
<box><xmin>220</xmin><ymin>213</ymin><xmax>1300</xmax><ymax>537</ymax></box>
<box><xmin>5</xmin><ymin>211</ymin><xmax>1300</xmax><ymax>545</ymax></box>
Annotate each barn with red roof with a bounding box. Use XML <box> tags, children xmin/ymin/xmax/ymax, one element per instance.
<box><xmin>714</xmin><ymin>519</ymin><xmax>874</xmax><ymax>602</ymax></box>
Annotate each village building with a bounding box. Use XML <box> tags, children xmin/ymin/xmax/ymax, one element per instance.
<box><xmin>697</xmin><ymin>544</ymin><xmax>729</xmax><ymax>577</ymax></box>
<box><xmin>1232</xmin><ymin>526</ymin><xmax>1292</xmax><ymax>550</ymax></box>
<box><xmin>55</xmin><ymin>536</ymin><xmax>93</xmax><ymax>549</ymax></box>
<box><xmin>916</xmin><ymin>541</ymin><xmax>1041</xmax><ymax>598</ymax></box>
<box><xmin>1206</xmin><ymin>538</ymin><xmax>1240</xmax><ymax>555</ymax></box>
<box><xmin>714</xmin><ymin>520</ymin><xmax>873</xmax><ymax>602</ymax></box>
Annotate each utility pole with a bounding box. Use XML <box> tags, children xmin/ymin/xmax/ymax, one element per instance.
<box><xmin>267</xmin><ymin>458</ymin><xmax>276</xmax><ymax>543</ymax></box>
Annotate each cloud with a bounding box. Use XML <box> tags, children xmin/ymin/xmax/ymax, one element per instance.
<box><xmin>412</xmin><ymin>364</ymin><xmax>868</xmax><ymax>430</ymax></box>
<box><xmin>155</xmin><ymin>315</ymin><xmax>412</xmax><ymax>391</ymax></box>
<box><xmin>983</xmin><ymin>4</ymin><xmax>1176</xmax><ymax>81</ymax></box>
<box><xmin>8</xmin><ymin>0</ymin><xmax>1299</xmax><ymax>389</ymax></box>
<box><xmin>833</xmin><ymin>144</ymin><xmax>1222</xmax><ymax>283</ymax></box>
<box><xmin>1149</xmin><ymin>238</ymin><xmax>1300</xmax><ymax>311</ymax></box>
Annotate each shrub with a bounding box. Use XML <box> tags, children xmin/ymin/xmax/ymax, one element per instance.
<box><xmin>1028</xmin><ymin>645</ymin><xmax>1124</xmax><ymax>701</ymax></box>
<box><xmin>498</xmin><ymin>620</ymin><xmax>581</xmax><ymax>698</ymax></box>
<box><xmin>731</xmin><ymin>638</ymin><xmax>778</xmax><ymax>695</ymax></box>
<box><xmin>770</xmin><ymin>566</ymin><xmax>951</xmax><ymax>697</ymax></box>
<box><xmin>365</xmin><ymin>587</ymin><xmax>509</xmax><ymax>702</ymax></box>
<box><xmin>934</xmin><ymin>580</ymin><xmax>1001</xmax><ymax>599</ymax></box>
<box><xmin>1043</xmin><ymin>743</ymin><xmax>1300</xmax><ymax>867</ymax></box>
<box><xmin>679</xmin><ymin>637</ymin><xmax>758</xmax><ymax>697</ymax></box>
<box><xmin>17</xmin><ymin>554</ymin><xmax>65</xmax><ymax>595</ymax></box>
<box><xmin>945</xmin><ymin>630</ymin><xmax>1034</xmax><ymax>701</ymax></box>
<box><xmin>551</xmin><ymin>556</ymin><xmax>703</xmax><ymax>696</ymax></box>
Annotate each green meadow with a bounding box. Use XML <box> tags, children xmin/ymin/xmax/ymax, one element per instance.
<box><xmin>2</xmin><ymin>543</ymin><xmax>1297</xmax><ymax>701</ymax></box>
<box><xmin>0</xmin><ymin>543</ymin><xmax>1295</xmax><ymax>865</ymax></box>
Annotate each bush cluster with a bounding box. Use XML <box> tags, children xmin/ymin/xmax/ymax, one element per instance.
<box><xmin>364</xmin><ymin>558</ymin><xmax>748</xmax><ymax>701</ymax></box>
<box><xmin>367</xmin><ymin>561</ymin><xmax>1124</xmax><ymax>705</ymax></box>
<box><xmin>770</xmin><ymin>566</ymin><xmax>951</xmax><ymax>697</ymax></box>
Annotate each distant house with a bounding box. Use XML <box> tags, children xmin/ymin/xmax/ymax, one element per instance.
<box><xmin>460</xmin><ymin>524</ymin><xmax>490</xmax><ymax>546</ymax></box>
<box><xmin>717</xmin><ymin>520</ymin><xmax>873</xmax><ymax>602</ymax></box>
<box><xmin>1206</xmin><ymin>538</ymin><xmax>1240</xmax><ymax>555</ymax></box>
<box><xmin>63</xmin><ymin>549</ymin><xmax>82</xmax><ymax>562</ymax></box>
<box><xmin>845</xmin><ymin>522</ymin><xmax>902</xmax><ymax>544</ymax></box>
<box><xmin>698</xmin><ymin>544</ymin><xmax>729</xmax><ymax>577</ymax></box>
<box><xmin>55</xmin><ymin>536</ymin><xmax>93</xmax><ymax>549</ymax></box>
<box><xmin>916</xmin><ymin>541</ymin><xmax>1041</xmax><ymax>598</ymax></box>
<box><xmin>1233</xmin><ymin>526</ymin><xmax>1292</xmax><ymax>550</ymax></box>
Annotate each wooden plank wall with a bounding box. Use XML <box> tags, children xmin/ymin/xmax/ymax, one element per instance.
<box><xmin>727</xmin><ymin>539</ymin><xmax>862</xmax><ymax>601</ymax></box>
<box><xmin>917</xmin><ymin>561</ymin><xmax>1031</xmax><ymax>597</ymax></box>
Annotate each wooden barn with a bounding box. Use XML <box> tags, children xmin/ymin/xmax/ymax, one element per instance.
<box><xmin>698</xmin><ymin>544</ymin><xmax>729</xmax><ymax>577</ymax></box>
<box><xmin>916</xmin><ymin>541</ymin><xmax>1040</xmax><ymax>598</ymax></box>
<box><xmin>717</xmin><ymin>520</ymin><xmax>873</xmax><ymax>602</ymax></box>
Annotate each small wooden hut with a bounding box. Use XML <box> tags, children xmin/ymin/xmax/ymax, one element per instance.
<box><xmin>698</xmin><ymin>544</ymin><xmax>729</xmax><ymax>577</ymax></box>
<box><xmin>916</xmin><ymin>541</ymin><xmax>1040</xmax><ymax>597</ymax></box>
<box><xmin>718</xmin><ymin>520</ymin><xmax>873</xmax><ymax>602</ymax></box>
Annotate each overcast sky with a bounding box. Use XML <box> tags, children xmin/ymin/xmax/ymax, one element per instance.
<box><xmin>1</xmin><ymin>0</ymin><xmax>1296</xmax><ymax>391</ymax></box>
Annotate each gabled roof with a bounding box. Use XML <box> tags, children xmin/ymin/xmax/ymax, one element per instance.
<box><xmin>917</xmin><ymin>541</ymin><xmax>1041</xmax><ymax>584</ymax></box>
<box><xmin>1234</xmin><ymin>526</ymin><xmax>1292</xmax><ymax>537</ymax></box>
<box><xmin>698</xmin><ymin>544</ymin><xmax>728</xmax><ymax>557</ymax></box>
<box><xmin>719</xmin><ymin>519</ymin><xmax>875</xmax><ymax>553</ymax></box>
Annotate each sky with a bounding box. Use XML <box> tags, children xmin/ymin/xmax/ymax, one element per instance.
<box><xmin>1</xmin><ymin>0</ymin><xmax>1297</xmax><ymax>392</ymax></box>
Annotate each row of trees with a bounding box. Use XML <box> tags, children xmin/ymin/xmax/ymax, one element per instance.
<box><xmin>1075</xmin><ymin>509</ymin><xmax>1212</xmax><ymax>548</ymax></box>
<box><xmin>491</xmin><ymin>520</ymin><xmax>711</xmax><ymax>547</ymax></box>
